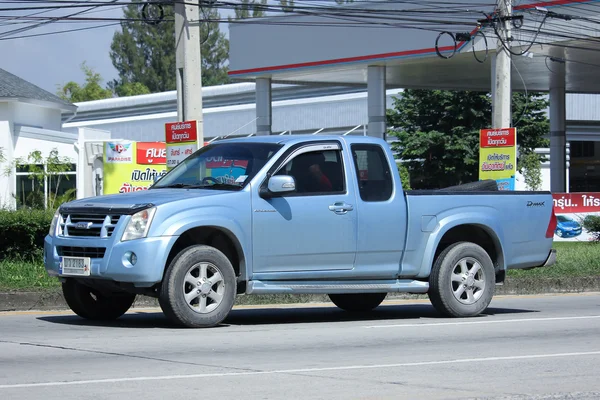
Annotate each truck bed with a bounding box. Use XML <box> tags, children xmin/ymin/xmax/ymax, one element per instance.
<box><xmin>401</xmin><ymin>187</ymin><xmax>555</xmax><ymax>279</ymax></box>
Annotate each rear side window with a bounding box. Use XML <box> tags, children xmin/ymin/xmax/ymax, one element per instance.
<box><xmin>351</xmin><ymin>144</ymin><xmax>393</xmax><ymax>202</ymax></box>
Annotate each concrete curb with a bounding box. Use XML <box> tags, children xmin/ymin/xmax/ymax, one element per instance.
<box><xmin>1</xmin><ymin>276</ymin><xmax>600</xmax><ymax>312</ymax></box>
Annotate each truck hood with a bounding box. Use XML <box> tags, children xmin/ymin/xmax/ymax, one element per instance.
<box><xmin>59</xmin><ymin>189</ymin><xmax>233</xmax><ymax>214</ymax></box>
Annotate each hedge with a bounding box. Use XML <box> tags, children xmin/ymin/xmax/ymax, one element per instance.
<box><xmin>583</xmin><ymin>215</ymin><xmax>600</xmax><ymax>242</ymax></box>
<box><xmin>0</xmin><ymin>209</ymin><xmax>54</xmax><ymax>261</ymax></box>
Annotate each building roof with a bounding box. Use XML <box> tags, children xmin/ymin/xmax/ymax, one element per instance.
<box><xmin>61</xmin><ymin>82</ymin><xmax>368</xmax><ymax>123</ymax></box>
<box><xmin>0</xmin><ymin>68</ymin><xmax>77</xmax><ymax>111</ymax></box>
<box><xmin>227</xmin><ymin>0</ymin><xmax>600</xmax><ymax>93</ymax></box>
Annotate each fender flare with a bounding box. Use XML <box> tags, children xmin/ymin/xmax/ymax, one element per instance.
<box><xmin>416</xmin><ymin>209</ymin><xmax>507</xmax><ymax>278</ymax></box>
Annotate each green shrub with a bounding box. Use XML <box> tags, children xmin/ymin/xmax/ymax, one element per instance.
<box><xmin>0</xmin><ymin>209</ymin><xmax>54</xmax><ymax>261</ymax></box>
<box><xmin>397</xmin><ymin>163</ymin><xmax>411</xmax><ymax>190</ymax></box>
<box><xmin>582</xmin><ymin>215</ymin><xmax>600</xmax><ymax>242</ymax></box>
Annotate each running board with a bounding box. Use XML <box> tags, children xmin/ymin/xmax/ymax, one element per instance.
<box><xmin>246</xmin><ymin>279</ymin><xmax>429</xmax><ymax>295</ymax></box>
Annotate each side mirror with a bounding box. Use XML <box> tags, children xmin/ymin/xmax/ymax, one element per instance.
<box><xmin>261</xmin><ymin>175</ymin><xmax>296</xmax><ymax>198</ymax></box>
<box><xmin>153</xmin><ymin>173</ymin><xmax>164</xmax><ymax>183</ymax></box>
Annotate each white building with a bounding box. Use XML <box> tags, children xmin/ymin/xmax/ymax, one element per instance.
<box><xmin>0</xmin><ymin>68</ymin><xmax>110</xmax><ymax>209</ymax></box>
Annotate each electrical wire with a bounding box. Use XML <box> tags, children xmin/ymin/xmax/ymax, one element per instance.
<box><xmin>472</xmin><ymin>29</ymin><xmax>488</xmax><ymax>63</ymax></box>
<box><xmin>2</xmin><ymin>0</ymin><xmax>600</xmax><ymax>66</ymax></box>
<box><xmin>0</xmin><ymin>0</ymin><xmax>121</xmax><ymax>39</ymax></box>
<box><xmin>0</xmin><ymin>21</ymin><xmax>120</xmax><ymax>40</ymax></box>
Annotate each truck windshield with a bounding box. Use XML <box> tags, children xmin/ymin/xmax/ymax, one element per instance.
<box><xmin>150</xmin><ymin>141</ymin><xmax>283</xmax><ymax>190</ymax></box>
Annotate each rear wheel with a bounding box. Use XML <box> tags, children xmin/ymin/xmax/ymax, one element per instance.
<box><xmin>329</xmin><ymin>293</ymin><xmax>387</xmax><ymax>312</ymax></box>
<box><xmin>428</xmin><ymin>241</ymin><xmax>495</xmax><ymax>318</ymax></box>
<box><xmin>62</xmin><ymin>279</ymin><xmax>136</xmax><ymax>320</ymax></box>
<box><xmin>159</xmin><ymin>245</ymin><xmax>236</xmax><ymax>328</ymax></box>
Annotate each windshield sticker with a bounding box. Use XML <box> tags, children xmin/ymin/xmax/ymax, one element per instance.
<box><xmin>235</xmin><ymin>175</ymin><xmax>248</xmax><ymax>183</ymax></box>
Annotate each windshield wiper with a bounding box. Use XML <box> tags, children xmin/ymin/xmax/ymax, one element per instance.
<box><xmin>153</xmin><ymin>183</ymin><xmax>205</xmax><ymax>189</ymax></box>
<box><xmin>200</xmin><ymin>183</ymin><xmax>242</xmax><ymax>190</ymax></box>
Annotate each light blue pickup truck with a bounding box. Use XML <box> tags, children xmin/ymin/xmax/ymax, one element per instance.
<box><xmin>44</xmin><ymin>135</ymin><xmax>557</xmax><ymax>327</ymax></box>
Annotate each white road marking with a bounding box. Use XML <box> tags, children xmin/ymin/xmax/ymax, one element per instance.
<box><xmin>1</xmin><ymin>350</ymin><xmax>600</xmax><ymax>389</ymax></box>
<box><xmin>364</xmin><ymin>315</ymin><xmax>600</xmax><ymax>329</ymax></box>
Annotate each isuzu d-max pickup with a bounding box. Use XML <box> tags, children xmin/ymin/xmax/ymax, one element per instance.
<box><xmin>44</xmin><ymin>135</ymin><xmax>557</xmax><ymax>327</ymax></box>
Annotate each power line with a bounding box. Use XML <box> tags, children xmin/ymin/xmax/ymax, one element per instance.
<box><xmin>0</xmin><ymin>0</ymin><xmax>120</xmax><ymax>39</ymax></box>
<box><xmin>0</xmin><ymin>21</ymin><xmax>120</xmax><ymax>40</ymax></box>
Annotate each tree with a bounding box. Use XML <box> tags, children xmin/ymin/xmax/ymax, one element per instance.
<box><xmin>113</xmin><ymin>82</ymin><xmax>151</xmax><ymax>98</ymax></box>
<box><xmin>3</xmin><ymin>149</ymin><xmax>76</xmax><ymax>210</ymax></box>
<box><xmin>278</xmin><ymin>0</ymin><xmax>352</xmax><ymax>12</ymax></box>
<box><xmin>279</xmin><ymin>0</ymin><xmax>295</xmax><ymax>12</ymax></box>
<box><xmin>397</xmin><ymin>163</ymin><xmax>411</xmax><ymax>190</ymax></box>
<box><xmin>229</xmin><ymin>0</ymin><xmax>267</xmax><ymax>19</ymax></box>
<box><xmin>520</xmin><ymin>151</ymin><xmax>543</xmax><ymax>191</ymax></box>
<box><xmin>387</xmin><ymin>89</ymin><xmax>550</xmax><ymax>189</ymax></box>
<box><xmin>57</xmin><ymin>62</ymin><xmax>114</xmax><ymax>102</ymax></box>
<box><xmin>109</xmin><ymin>1</ymin><xmax>230</xmax><ymax>93</ymax></box>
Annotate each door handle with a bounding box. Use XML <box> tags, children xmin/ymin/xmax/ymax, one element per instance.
<box><xmin>329</xmin><ymin>202</ymin><xmax>354</xmax><ymax>214</ymax></box>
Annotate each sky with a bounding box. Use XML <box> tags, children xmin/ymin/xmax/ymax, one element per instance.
<box><xmin>0</xmin><ymin>1</ymin><xmax>233</xmax><ymax>95</ymax></box>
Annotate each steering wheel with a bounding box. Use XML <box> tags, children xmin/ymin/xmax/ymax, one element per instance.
<box><xmin>201</xmin><ymin>177</ymin><xmax>218</xmax><ymax>185</ymax></box>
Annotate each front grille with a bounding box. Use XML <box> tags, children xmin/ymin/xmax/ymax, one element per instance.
<box><xmin>58</xmin><ymin>213</ymin><xmax>122</xmax><ymax>238</ymax></box>
<box><xmin>58</xmin><ymin>246</ymin><xmax>106</xmax><ymax>258</ymax></box>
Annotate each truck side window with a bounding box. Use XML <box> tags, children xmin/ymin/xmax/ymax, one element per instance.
<box><xmin>277</xmin><ymin>150</ymin><xmax>345</xmax><ymax>195</ymax></box>
<box><xmin>351</xmin><ymin>144</ymin><xmax>393</xmax><ymax>202</ymax></box>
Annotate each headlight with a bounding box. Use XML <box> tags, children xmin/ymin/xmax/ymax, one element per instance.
<box><xmin>49</xmin><ymin>209</ymin><xmax>60</xmax><ymax>236</ymax></box>
<box><xmin>121</xmin><ymin>207</ymin><xmax>156</xmax><ymax>241</ymax></box>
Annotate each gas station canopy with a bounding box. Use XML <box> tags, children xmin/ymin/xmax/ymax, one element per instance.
<box><xmin>228</xmin><ymin>0</ymin><xmax>600</xmax><ymax>93</ymax></box>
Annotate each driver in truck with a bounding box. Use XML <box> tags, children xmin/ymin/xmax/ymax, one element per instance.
<box><xmin>291</xmin><ymin>152</ymin><xmax>332</xmax><ymax>192</ymax></box>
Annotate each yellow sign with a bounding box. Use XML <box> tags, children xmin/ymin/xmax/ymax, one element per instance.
<box><xmin>479</xmin><ymin>128</ymin><xmax>517</xmax><ymax>191</ymax></box>
<box><xmin>103</xmin><ymin>141</ymin><xmax>167</xmax><ymax>194</ymax></box>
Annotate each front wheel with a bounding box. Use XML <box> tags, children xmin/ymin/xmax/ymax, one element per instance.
<box><xmin>159</xmin><ymin>245</ymin><xmax>237</xmax><ymax>328</ymax></box>
<box><xmin>62</xmin><ymin>279</ymin><xmax>136</xmax><ymax>320</ymax></box>
<box><xmin>428</xmin><ymin>241</ymin><xmax>495</xmax><ymax>318</ymax></box>
<box><xmin>329</xmin><ymin>293</ymin><xmax>387</xmax><ymax>312</ymax></box>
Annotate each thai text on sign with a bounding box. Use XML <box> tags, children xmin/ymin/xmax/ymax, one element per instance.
<box><xmin>479</xmin><ymin>128</ymin><xmax>517</xmax><ymax>191</ymax></box>
<box><xmin>165</xmin><ymin>120</ymin><xmax>200</xmax><ymax>169</ymax></box>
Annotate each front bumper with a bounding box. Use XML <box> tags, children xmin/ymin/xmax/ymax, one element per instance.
<box><xmin>44</xmin><ymin>234</ymin><xmax>179</xmax><ymax>286</ymax></box>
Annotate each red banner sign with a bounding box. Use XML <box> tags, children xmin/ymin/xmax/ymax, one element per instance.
<box><xmin>165</xmin><ymin>121</ymin><xmax>198</xmax><ymax>144</ymax></box>
<box><xmin>136</xmin><ymin>142</ymin><xmax>166</xmax><ymax>165</ymax></box>
<box><xmin>479</xmin><ymin>128</ymin><xmax>516</xmax><ymax>148</ymax></box>
<box><xmin>552</xmin><ymin>192</ymin><xmax>600</xmax><ymax>214</ymax></box>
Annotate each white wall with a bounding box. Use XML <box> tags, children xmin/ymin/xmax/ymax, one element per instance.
<box><xmin>11</xmin><ymin>102</ymin><xmax>62</xmax><ymax>131</ymax></box>
<box><xmin>0</xmin><ymin>101</ymin><xmax>76</xmax><ymax>209</ymax></box>
<box><xmin>74</xmin><ymin>127</ymin><xmax>111</xmax><ymax>199</ymax></box>
<box><xmin>13</xmin><ymin>135</ymin><xmax>77</xmax><ymax>161</ymax></box>
<box><xmin>0</xmin><ymin>102</ymin><xmax>15</xmax><ymax>208</ymax></box>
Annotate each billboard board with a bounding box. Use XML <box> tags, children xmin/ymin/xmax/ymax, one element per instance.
<box><xmin>552</xmin><ymin>192</ymin><xmax>600</xmax><ymax>241</ymax></box>
<box><xmin>103</xmin><ymin>141</ymin><xmax>167</xmax><ymax>194</ymax></box>
<box><xmin>479</xmin><ymin>128</ymin><xmax>517</xmax><ymax>191</ymax></box>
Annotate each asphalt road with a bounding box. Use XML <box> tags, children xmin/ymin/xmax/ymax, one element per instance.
<box><xmin>1</xmin><ymin>293</ymin><xmax>600</xmax><ymax>400</ymax></box>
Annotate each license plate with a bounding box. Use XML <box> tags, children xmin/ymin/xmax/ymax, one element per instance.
<box><xmin>59</xmin><ymin>256</ymin><xmax>91</xmax><ymax>276</ymax></box>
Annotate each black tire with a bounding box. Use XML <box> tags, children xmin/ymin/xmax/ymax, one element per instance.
<box><xmin>159</xmin><ymin>245</ymin><xmax>236</xmax><ymax>328</ymax></box>
<box><xmin>328</xmin><ymin>293</ymin><xmax>387</xmax><ymax>312</ymax></box>
<box><xmin>428</xmin><ymin>241</ymin><xmax>495</xmax><ymax>318</ymax></box>
<box><xmin>61</xmin><ymin>279</ymin><xmax>136</xmax><ymax>321</ymax></box>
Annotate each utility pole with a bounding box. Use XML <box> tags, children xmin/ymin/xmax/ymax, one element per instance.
<box><xmin>174</xmin><ymin>0</ymin><xmax>204</xmax><ymax>146</ymax></box>
<box><xmin>492</xmin><ymin>0</ymin><xmax>512</xmax><ymax>129</ymax></box>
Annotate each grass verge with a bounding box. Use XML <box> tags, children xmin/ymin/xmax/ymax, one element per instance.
<box><xmin>0</xmin><ymin>257</ymin><xmax>58</xmax><ymax>292</ymax></box>
<box><xmin>1</xmin><ymin>242</ymin><xmax>598</xmax><ymax>294</ymax></box>
<box><xmin>508</xmin><ymin>241</ymin><xmax>600</xmax><ymax>278</ymax></box>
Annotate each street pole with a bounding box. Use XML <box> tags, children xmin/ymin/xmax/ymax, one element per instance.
<box><xmin>492</xmin><ymin>0</ymin><xmax>512</xmax><ymax>129</ymax></box>
<box><xmin>174</xmin><ymin>0</ymin><xmax>204</xmax><ymax>146</ymax></box>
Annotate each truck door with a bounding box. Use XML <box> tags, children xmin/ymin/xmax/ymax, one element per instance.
<box><xmin>349</xmin><ymin>143</ymin><xmax>408</xmax><ymax>278</ymax></box>
<box><xmin>251</xmin><ymin>142</ymin><xmax>358</xmax><ymax>275</ymax></box>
